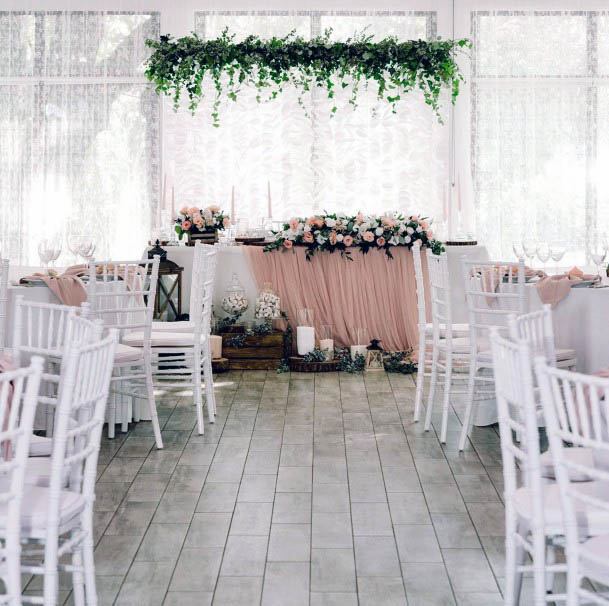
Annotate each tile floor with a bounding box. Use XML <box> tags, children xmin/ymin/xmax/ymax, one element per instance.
<box><xmin>67</xmin><ymin>370</ymin><xmax>515</xmax><ymax>605</ymax></box>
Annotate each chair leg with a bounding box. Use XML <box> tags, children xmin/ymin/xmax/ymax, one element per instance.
<box><xmin>82</xmin><ymin>516</ymin><xmax>98</xmax><ymax>606</ymax></box>
<box><xmin>545</xmin><ymin>543</ymin><xmax>556</xmax><ymax>594</ymax></box>
<box><xmin>424</xmin><ymin>341</ymin><xmax>439</xmax><ymax>431</ymax></box>
<box><xmin>505</xmin><ymin>518</ymin><xmax>526</xmax><ymax>606</ymax></box>
<box><xmin>71</xmin><ymin>544</ymin><xmax>85</xmax><ymax>606</ymax></box>
<box><xmin>532</xmin><ymin>527</ymin><xmax>548</xmax><ymax>606</ymax></box>
<box><xmin>43</xmin><ymin>538</ymin><xmax>59</xmax><ymax>606</ymax></box>
<box><xmin>440</xmin><ymin>348</ymin><xmax>453</xmax><ymax>444</ymax></box>
<box><xmin>203</xmin><ymin>340</ymin><xmax>216</xmax><ymax>421</ymax></box>
<box><xmin>133</xmin><ymin>395</ymin><xmax>140</xmax><ymax>423</ymax></box>
<box><xmin>143</xmin><ymin>358</ymin><xmax>163</xmax><ymax>449</ymax></box>
<box><xmin>458</xmin><ymin>354</ymin><xmax>478</xmax><ymax>451</ymax></box>
<box><xmin>193</xmin><ymin>347</ymin><xmax>204</xmax><ymax>435</ymax></box>
<box><xmin>107</xmin><ymin>388</ymin><xmax>116</xmax><ymax>440</ymax></box>
<box><xmin>6</xmin><ymin>532</ymin><xmax>20</xmax><ymax>606</ymax></box>
<box><xmin>414</xmin><ymin>328</ymin><xmax>426</xmax><ymax>422</ymax></box>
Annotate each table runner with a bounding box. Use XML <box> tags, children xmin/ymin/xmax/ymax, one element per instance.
<box><xmin>244</xmin><ymin>246</ymin><xmax>428</xmax><ymax>352</ymax></box>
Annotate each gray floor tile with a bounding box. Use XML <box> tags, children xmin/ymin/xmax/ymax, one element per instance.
<box><xmin>153</xmin><ymin>491</ymin><xmax>199</xmax><ymax>524</ymax></box>
<box><xmin>136</xmin><ymin>523</ymin><xmax>188</xmax><ymax>562</ymax></box>
<box><xmin>387</xmin><ymin>492</ymin><xmax>431</xmax><ymax>524</ymax></box>
<box><xmin>115</xmin><ymin>560</ymin><xmax>173</xmax><ymax>606</ymax></box>
<box><xmin>432</xmin><ymin>513</ymin><xmax>481</xmax><ymax>548</ymax></box>
<box><xmin>466</xmin><ymin>502</ymin><xmax>505</xmax><ymax>537</ymax></box>
<box><xmin>268</xmin><ymin>524</ymin><xmax>311</xmax><ymax>561</ymax></box>
<box><xmin>351</xmin><ymin>502</ymin><xmax>393</xmax><ymax>536</ymax></box>
<box><xmin>214</xmin><ymin>576</ymin><xmax>263</xmax><ymax>605</ymax></box>
<box><xmin>105</xmin><ymin>501</ymin><xmax>157</xmax><ymax>536</ymax></box>
<box><xmin>357</xmin><ymin>577</ymin><xmax>407</xmax><ymax>606</ymax></box>
<box><xmin>311</xmin><ymin>549</ymin><xmax>357</xmax><ymax>593</ymax></box>
<box><xmin>262</xmin><ymin>562</ymin><xmax>310</xmax><ymax>606</ymax></box>
<box><xmin>443</xmin><ymin>549</ymin><xmax>499</xmax><ymax>593</ymax></box>
<box><xmin>230</xmin><ymin>502</ymin><xmax>273</xmax><ymax>536</ymax></box>
<box><xmin>312</xmin><ymin>512</ymin><xmax>353</xmax><ymax>549</ymax></box>
<box><xmin>169</xmin><ymin>548</ymin><xmax>223</xmax><ymax>592</ymax></box>
<box><xmin>184</xmin><ymin>513</ymin><xmax>232</xmax><ymax>548</ymax></box>
<box><xmin>272</xmin><ymin>493</ymin><xmax>311</xmax><ymax>524</ymax></box>
<box><xmin>221</xmin><ymin>535</ymin><xmax>268</xmax><ymax>576</ymax></box>
<box><xmin>94</xmin><ymin>535</ymin><xmax>140</xmax><ymax>576</ymax></box>
<box><xmin>309</xmin><ymin>593</ymin><xmax>358</xmax><ymax>606</ymax></box>
<box><xmin>312</xmin><ymin>484</ymin><xmax>350</xmax><ymax>513</ymax></box>
<box><xmin>394</xmin><ymin>524</ymin><xmax>442</xmax><ymax>563</ymax></box>
<box><xmin>196</xmin><ymin>482</ymin><xmax>239</xmax><ymax>512</ymax></box>
<box><xmin>354</xmin><ymin>536</ymin><xmax>401</xmax><ymax>577</ymax></box>
<box><xmin>237</xmin><ymin>474</ymin><xmax>277</xmax><ymax>502</ymax></box>
<box><xmin>277</xmin><ymin>466</ymin><xmax>312</xmax><ymax>492</ymax></box>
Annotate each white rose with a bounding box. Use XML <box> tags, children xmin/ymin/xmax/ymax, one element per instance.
<box><xmin>416</xmin><ymin>226</ymin><xmax>422</xmax><ymax>233</ymax></box>
<box><xmin>325</xmin><ymin>218</ymin><xmax>336</xmax><ymax>227</ymax></box>
<box><xmin>405</xmin><ymin>236</ymin><xmax>412</xmax><ymax>244</ymax></box>
<box><xmin>389</xmin><ymin>235</ymin><xmax>399</xmax><ymax>246</ymax></box>
<box><xmin>406</xmin><ymin>227</ymin><xmax>415</xmax><ymax>235</ymax></box>
<box><xmin>398</xmin><ymin>224</ymin><xmax>406</xmax><ymax>234</ymax></box>
<box><xmin>304</xmin><ymin>225</ymin><xmax>311</xmax><ymax>232</ymax></box>
<box><xmin>336</xmin><ymin>233</ymin><xmax>344</xmax><ymax>242</ymax></box>
<box><xmin>375</xmin><ymin>227</ymin><xmax>383</xmax><ymax>236</ymax></box>
<box><xmin>316</xmin><ymin>234</ymin><xmax>326</xmax><ymax>245</ymax></box>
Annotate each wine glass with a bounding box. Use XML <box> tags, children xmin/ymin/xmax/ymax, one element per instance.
<box><xmin>549</xmin><ymin>244</ymin><xmax>566</xmax><ymax>275</ymax></box>
<box><xmin>68</xmin><ymin>235</ymin><xmax>95</xmax><ymax>262</ymax></box>
<box><xmin>522</xmin><ymin>239</ymin><xmax>537</xmax><ymax>267</ymax></box>
<box><xmin>536</xmin><ymin>241</ymin><xmax>551</xmax><ymax>273</ymax></box>
<box><xmin>512</xmin><ymin>241</ymin><xmax>524</xmax><ymax>260</ymax></box>
<box><xmin>590</xmin><ymin>242</ymin><xmax>607</xmax><ymax>284</ymax></box>
<box><xmin>37</xmin><ymin>240</ymin><xmax>53</xmax><ymax>270</ymax></box>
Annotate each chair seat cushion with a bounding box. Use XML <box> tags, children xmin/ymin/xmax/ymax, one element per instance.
<box><xmin>540</xmin><ymin>447</ymin><xmax>595</xmax><ymax>482</ymax></box>
<box><xmin>556</xmin><ymin>348</ymin><xmax>576</xmax><ymax>361</ymax></box>
<box><xmin>515</xmin><ymin>482</ymin><xmax>609</xmax><ymax>535</ymax></box>
<box><xmin>0</xmin><ymin>485</ymin><xmax>84</xmax><ymax>535</ymax></box>
<box><xmin>114</xmin><ymin>343</ymin><xmax>143</xmax><ymax>362</ymax></box>
<box><xmin>123</xmin><ymin>331</ymin><xmax>204</xmax><ymax>348</ymax></box>
<box><xmin>580</xmin><ymin>534</ymin><xmax>609</xmax><ymax>585</ymax></box>
<box><xmin>29</xmin><ymin>434</ymin><xmax>52</xmax><ymax>457</ymax></box>
<box><xmin>24</xmin><ymin>457</ymin><xmax>64</xmax><ymax>488</ymax></box>
<box><xmin>425</xmin><ymin>323</ymin><xmax>469</xmax><ymax>337</ymax></box>
<box><xmin>152</xmin><ymin>320</ymin><xmax>193</xmax><ymax>333</ymax></box>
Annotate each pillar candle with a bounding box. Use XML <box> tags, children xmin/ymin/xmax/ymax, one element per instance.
<box><xmin>350</xmin><ymin>344</ymin><xmax>367</xmax><ymax>360</ymax></box>
<box><xmin>209</xmin><ymin>335</ymin><xmax>222</xmax><ymax>360</ymax></box>
<box><xmin>319</xmin><ymin>338</ymin><xmax>334</xmax><ymax>360</ymax></box>
<box><xmin>297</xmin><ymin>326</ymin><xmax>315</xmax><ymax>356</ymax></box>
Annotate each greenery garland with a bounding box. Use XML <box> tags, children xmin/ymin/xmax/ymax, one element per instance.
<box><xmin>145</xmin><ymin>29</ymin><xmax>470</xmax><ymax>126</ymax></box>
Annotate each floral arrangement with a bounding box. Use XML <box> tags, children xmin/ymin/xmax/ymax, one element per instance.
<box><xmin>145</xmin><ymin>29</ymin><xmax>470</xmax><ymax>127</ymax></box>
<box><xmin>174</xmin><ymin>205</ymin><xmax>231</xmax><ymax>240</ymax></box>
<box><xmin>264</xmin><ymin>212</ymin><xmax>444</xmax><ymax>260</ymax></box>
<box><xmin>255</xmin><ymin>290</ymin><xmax>281</xmax><ymax>320</ymax></box>
<box><xmin>221</xmin><ymin>292</ymin><xmax>248</xmax><ymax>316</ymax></box>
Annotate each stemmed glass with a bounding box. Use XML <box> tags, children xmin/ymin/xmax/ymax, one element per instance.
<box><xmin>549</xmin><ymin>244</ymin><xmax>566</xmax><ymax>275</ymax></box>
<box><xmin>37</xmin><ymin>236</ymin><xmax>62</xmax><ymax>271</ymax></box>
<box><xmin>512</xmin><ymin>241</ymin><xmax>524</xmax><ymax>260</ymax></box>
<box><xmin>522</xmin><ymin>239</ymin><xmax>537</xmax><ymax>267</ymax></box>
<box><xmin>590</xmin><ymin>240</ymin><xmax>608</xmax><ymax>284</ymax></box>
<box><xmin>536</xmin><ymin>241</ymin><xmax>551</xmax><ymax>273</ymax></box>
<box><xmin>67</xmin><ymin>235</ymin><xmax>95</xmax><ymax>263</ymax></box>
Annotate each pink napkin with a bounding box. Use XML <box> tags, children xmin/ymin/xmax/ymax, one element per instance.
<box><xmin>536</xmin><ymin>267</ymin><xmax>598</xmax><ymax>308</ymax></box>
<box><xmin>22</xmin><ymin>265</ymin><xmax>88</xmax><ymax>307</ymax></box>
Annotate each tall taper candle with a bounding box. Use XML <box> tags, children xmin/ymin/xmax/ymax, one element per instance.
<box><xmin>171</xmin><ymin>185</ymin><xmax>175</xmax><ymax>220</ymax></box>
<box><xmin>231</xmin><ymin>185</ymin><xmax>236</xmax><ymax>220</ymax></box>
<box><xmin>267</xmin><ymin>180</ymin><xmax>272</xmax><ymax>219</ymax></box>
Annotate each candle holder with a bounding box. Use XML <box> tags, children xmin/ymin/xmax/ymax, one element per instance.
<box><xmin>365</xmin><ymin>338</ymin><xmax>384</xmax><ymax>372</ymax></box>
<box><xmin>296</xmin><ymin>308</ymin><xmax>315</xmax><ymax>356</ymax></box>
<box><xmin>350</xmin><ymin>327</ymin><xmax>368</xmax><ymax>360</ymax></box>
<box><xmin>319</xmin><ymin>324</ymin><xmax>334</xmax><ymax>361</ymax></box>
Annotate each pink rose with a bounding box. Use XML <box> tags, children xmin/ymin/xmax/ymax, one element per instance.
<box><xmin>208</xmin><ymin>204</ymin><xmax>220</xmax><ymax>213</ymax></box>
<box><xmin>306</xmin><ymin>216</ymin><xmax>315</xmax><ymax>226</ymax></box>
<box><xmin>179</xmin><ymin>206</ymin><xmax>190</xmax><ymax>215</ymax></box>
<box><xmin>303</xmin><ymin>231</ymin><xmax>314</xmax><ymax>243</ymax></box>
<box><xmin>410</xmin><ymin>215</ymin><xmax>419</xmax><ymax>222</ymax></box>
<box><xmin>189</xmin><ymin>207</ymin><xmax>200</xmax><ymax>216</ymax></box>
<box><xmin>427</xmin><ymin>230</ymin><xmax>434</xmax><ymax>239</ymax></box>
<box><xmin>182</xmin><ymin>220</ymin><xmax>192</xmax><ymax>230</ymax></box>
<box><xmin>421</xmin><ymin>220</ymin><xmax>429</xmax><ymax>230</ymax></box>
<box><xmin>381</xmin><ymin>217</ymin><xmax>396</xmax><ymax>228</ymax></box>
<box><xmin>289</xmin><ymin>218</ymin><xmax>299</xmax><ymax>231</ymax></box>
<box><xmin>223</xmin><ymin>217</ymin><xmax>231</xmax><ymax>228</ymax></box>
<box><xmin>356</xmin><ymin>212</ymin><xmax>364</xmax><ymax>224</ymax></box>
<box><xmin>283</xmin><ymin>239</ymin><xmax>293</xmax><ymax>249</ymax></box>
<box><xmin>376</xmin><ymin>237</ymin><xmax>386</xmax><ymax>247</ymax></box>
<box><xmin>363</xmin><ymin>231</ymin><xmax>375</xmax><ymax>242</ymax></box>
<box><xmin>329</xmin><ymin>231</ymin><xmax>337</xmax><ymax>245</ymax></box>
<box><xmin>343</xmin><ymin>235</ymin><xmax>354</xmax><ymax>247</ymax></box>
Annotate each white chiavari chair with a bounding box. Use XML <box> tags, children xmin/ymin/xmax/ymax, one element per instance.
<box><xmin>87</xmin><ymin>257</ymin><xmax>163</xmax><ymax>448</ymax></box>
<box><xmin>123</xmin><ymin>244</ymin><xmax>218</xmax><ymax>433</ymax></box>
<box><xmin>11</xmin><ymin>297</ymin><xmax>92</xmax><ymax>456</ymax></box>
<box><xmin>411</xmin><ymin>243</ymin><xmax>467</xmax><ymax>424</ymax></box>
<box><xmin>10</xmin><ymin>327</ymin><xmax>117</xmax><ymax>606</ymax></box>
<box><xmin>0</xmin><ymin>357</ymin><xmax>43</xmax><ymax>606</ymax></box>
<box><xmin>536</xmin><ymin>361</ymin><xmax>609</xmax><ymax>606</ymax></box>
<box><xmin>0</xmin><ymin>259</ymin><xmax>9</xmax><ymax>354</ymax></box>
<box><xmin>459</xmin><ymin>259</ymin><xmax>527</xmax><ymax>451</ymax></box>
<box><xmin>424</xmin><ymin>249</ymin><xmax>471</xmax><ymax>443</ymax></box>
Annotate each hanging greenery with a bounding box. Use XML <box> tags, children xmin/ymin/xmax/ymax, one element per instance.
<box><xmin>145</xmin><ymin>29</ymin><xmax>470</xmax><ymax>127</ymax></box>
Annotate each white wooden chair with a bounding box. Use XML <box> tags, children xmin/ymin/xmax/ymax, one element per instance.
<box><xmin>0</xmin><ymin>357</ymin><xmax>44</xmax><ymax>606</ymax></box>
<box><xmin>411</xmin><ymin>243</ymin><xmax>467</xmax><ymax>424</ymax></box>
<box><xmin>11</xmin><ymin>297</ymin><xmax>93</xmax><ymax>455</ymax></box>
<box><xmin>87</xmin><ymin>257</ymin><xmax>163</xmax><ymax>448</ymax></box>
<box><xmin>424</xmin><ymin>249</ymin><xmax>471</xmax><ymax>443</ymax></box>
<box><xmin>123</xmin><ymin>244</ymin><xmax>218</xmax><ymax>433</ymax></box>
<box><xmin>536</xmin><ymin>361</ymin><xmax>609</xmax><ymax>606</ymax></box>
<box><xmin>459</xmin><ymin>259</ymin><xmax>527</xmax><ymax>451</ymax></box>
<box><xmin>0</xmin><ymin>258</ymin><xmax>9</xmax><ymax>354</ymax></box>
<box><xmin>13</xmin><ymin>326</ymin><xmax>117</xmax><ymax>606</ymax></box>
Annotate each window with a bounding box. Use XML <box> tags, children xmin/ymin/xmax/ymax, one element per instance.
<box><xmin>0</xmin><ymin>11</ymin><xmax>159</xmax><ymax>265</ymax></box>
<box><xmin>471</xmin><ymin>10</ymin><xmax>609</xmax><ymax>263</ymax></box>
<box><xmin>164</xmin><ymin>11</ymin><xmax>447</xmax><ymax>224</ymax></box>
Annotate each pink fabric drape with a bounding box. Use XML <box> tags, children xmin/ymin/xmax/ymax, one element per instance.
<box><xmin>22</xmin><ymin>265</ymin><xmax>88</xmax><ymax>306</ymax></box>
<box><xmin>244</xmin><ymin>246</ymin><xmax>425</xmax><ymax>352</ymax></box>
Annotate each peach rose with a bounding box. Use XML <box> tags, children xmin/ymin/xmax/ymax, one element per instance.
<box><xmin>313</xmin><ymin>218</ymin><xmax>324</xmax><ymax>229</ymax></box>
<box><xmin>181</xmin><ymin>220</ymin><xmax>192</xmax><ymax>230</ymax></box>
<box><xmin>329</xmin><ymin>231</ymin><xmax>337</xmax><ymax>245</ymax></box>
<box><xmin>410</xmin><ymin>214</ymin><xmax>419</xmax><ymax>222</ymax></box>
<box><xmin>208</xmin><ymin>204</ymin><xmax>220</xmax><ymax>213</ymax></box>
<box><xmin>306</xmin><ymin>216</ymin><xmax>315</xmax><ymax>226</ymax></box>
<box><xmin>303</xmin><ymin>231</ymin><xmax>314</xmax><ymax>243</ymax></box>
<box><xmin>421</xmin><ymin>220</ymin><xmax>429</xmax><ymax>230</ymax></box>
<box><xmin>223</xmin><ymin>217</ymin><xmax>231</xmax><ymax>228</ymax></box>
<box><xmin>381</xmin><ymin>217</ymin><xmax>396</xmax><ymax>228</ymax></box>
<box><xmin>289</xmin><ymin>218</ymin><xmax>299</xmax><ymax>231</ymax></box>
<box><xmin>363</xmin><ymin>231</ymin><xmax>375</xmax><ymax>242</ymax></box>
<box><xmin>189</xmin><ymin>207</ymin><xmax>200</xmax><ymax>216</ymax></box>
<box><xmin>355</xmin><ymin>212</ymin><xmax>365</xmax><ymax>224</ymax></box>
<box><xmin>343</xmin><ymin>235</ymin><xmax>354</xmax><ymax>247</ymax></box>
<box><xmin>179</xmin><ymin>206</ymin><xmax>190</xmax><ymax>215</ymax></box>
<box><xmin>376</xmin><ymin>237</ymin><xmax>386</xmax><ymax>247</ymax></box>
<box><xmin>283</xmin><ymin>239</ymin><xmax>293</xmax><ymax>249</ymax></box>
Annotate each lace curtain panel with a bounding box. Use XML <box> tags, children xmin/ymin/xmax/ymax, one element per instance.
<box><xmin>0</xmin><ymin>11</ymin><xmax>159</xmax><ymax>265</ymax></box>
<box><xmin>472</xmin><ymin>10</ymin><xmax>609</xmax><ymax>263</ymax></box>
<box><xmin>164</xmin><ymin>11</ymin><xmax>448</xmax><ymax>225</ymax></box>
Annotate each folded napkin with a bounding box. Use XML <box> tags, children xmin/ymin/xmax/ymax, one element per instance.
<box><xmin>536</xmin><ymin>267</ymin><xmax>598</xmax><ymax>308</ymax></box>
<box><xmin>21</xmin><ymin>265</ymin><xmax>88</xmax><ymax>307</ymax></box>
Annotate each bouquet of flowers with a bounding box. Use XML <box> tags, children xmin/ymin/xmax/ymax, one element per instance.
<box><xmin>264</xmin><ymin>212</ymin><xmax>443</xmax><ymax>260</ymax></box>
<box><xmin>255</xmin><ymin>290</ymin><xmax>281</xmax><ymax>319</ymax></box>
<box><xmin>174</xmin><ymin>204</ymin><xmax>231</xmax><ymax>240</ymax></box>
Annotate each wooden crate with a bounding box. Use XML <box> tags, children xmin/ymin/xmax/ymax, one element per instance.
<box><xmin>221</xmin><ymin>330</ymin><xmax>289</xmax><ymax>370</ymax></box>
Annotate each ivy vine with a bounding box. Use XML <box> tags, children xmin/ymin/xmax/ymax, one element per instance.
<box><xmin>145</xmin><ymin>29</ymin><xmax>470</xmax><ymax>126</ymax></box>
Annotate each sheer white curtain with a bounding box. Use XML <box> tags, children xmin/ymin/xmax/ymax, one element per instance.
<box><xmin>0</xmin><ymin>11</ymin><xmax>159</xmax><ymax>265</ymax></box>
<box><xmin>471</xmin><ymin>10</ymin><xmax>609</xmax><ymax>263</ymax></box>
<box><xmin>165</xmin><ymin>11</ymin><xmax>448</xmax><ymax>224</ymax></box>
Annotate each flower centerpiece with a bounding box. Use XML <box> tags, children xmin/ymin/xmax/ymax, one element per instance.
<box><xmin>264</xmin><ymin>212</ymin><xmax>443</xmax><ymax>260</ymax></box>
<box><xmin>174</xmin><ymin>205</ymin><xmax>231</xmax><ymax>245</ymax></box>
